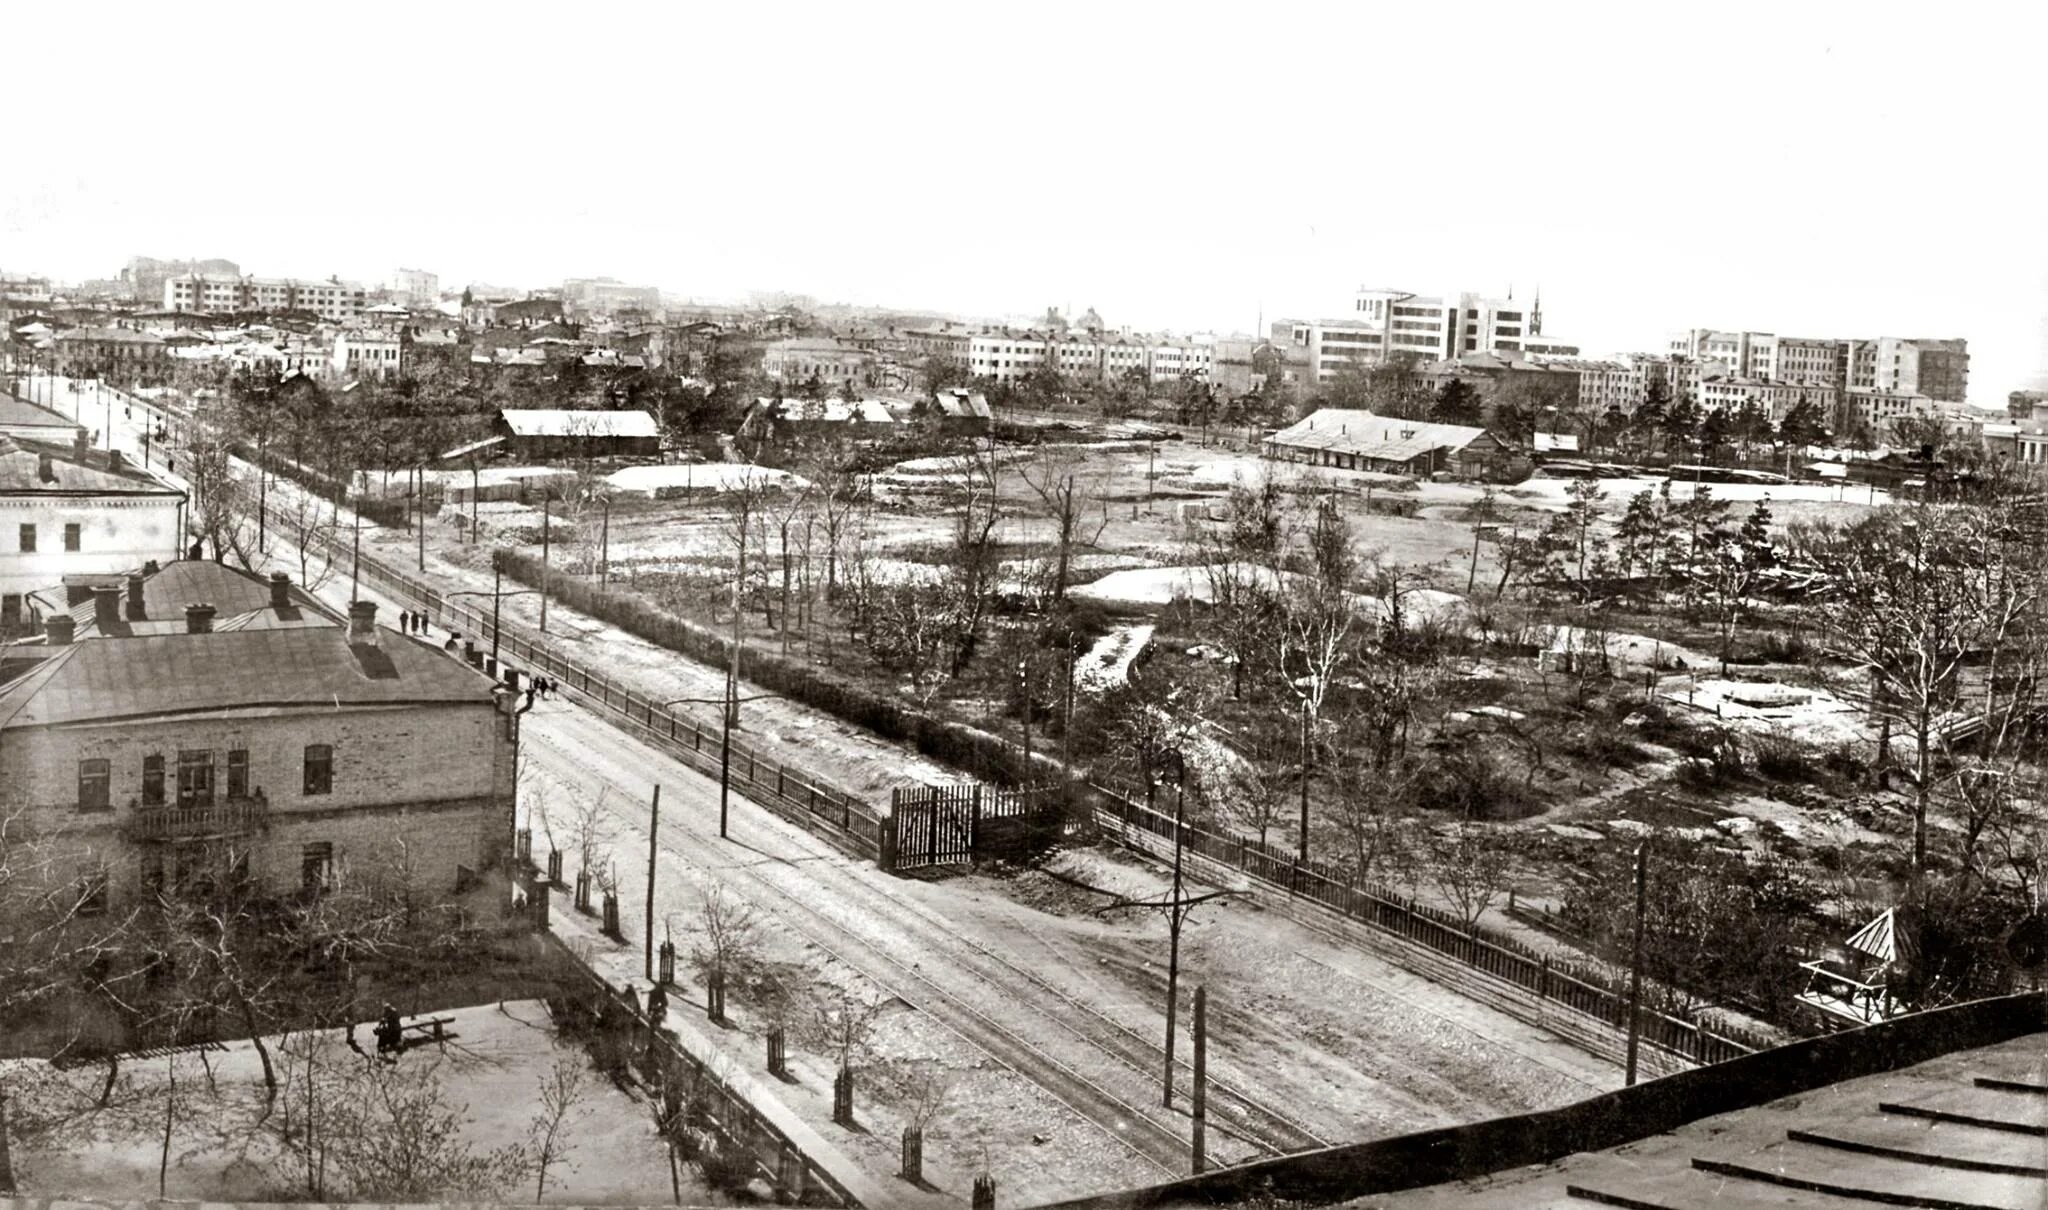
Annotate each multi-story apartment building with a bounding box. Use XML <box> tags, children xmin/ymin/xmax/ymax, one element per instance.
<box><xmin>1148</xmin><ymin>339</ymin><xmax>1213</xmax><ymax>384</ymax></box>
<box><xmin>903</xmin><ymin>325</ymin><xmax>971</xmax><ymax>360</ymax></box>
<box><xmin>121</xmin><ymin>257</ymin><xmax>239</xmax><ymax>305</ymax></box>
<box><xmin>1845</xmin><ymin>337</ymin><xmax>1969</xmax><ymax>402</ymax></box>
<box><xmin>393</xmin><ymin>268</ymin><xmax>439</xmax><ymax>309</ymax></box>
<box><xmin>0</xmin><ymin>565</ymin><xmax>519</xmax><ymax>911</ymax></box>
<box><xmin>1670</xmin><ymin>331</ymin><xmax>1839</xmax><ymax>386</ymax></box>
<box><xmin>164</xmin><ymin>275</ymin><xmax>368</xmax><ymax>323</ymax></box>
<box><xmin>967</xmin><ymin>333</ymin><xmax>1050</xmax><ymax>383</ymax></box>
<box><xmin>1273</xmin><ymin>286</ymin><xmax>1560</xmax><ymax>385</ymax></box>
<box><xmin>1698</xmin><ymin>377</ymin><xmax>1838</xmax><ymax>422</ymax></box>
<box><xmin>1836</xmin><ymin>387</ymin><xmax>1937</xmax><ymax>439</ymax></box>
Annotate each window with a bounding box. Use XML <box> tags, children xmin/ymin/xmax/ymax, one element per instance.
<box><xmin>18</xmin><ymin>524</ymin><xmax>34</xmax><ymax>553</ymax></box>
<box><xmin>176</xmin><ymin>750</ymin><xmax>214</xmax><ymax>808</ymax></box>
<box><xmin>301</xmin><ymin>842</ymin><xmax>334</xmax><ymax>890</ymax></box>
<box><xmin>63</xmin><ymin>523</ymin><xmax>81</xmax><ymax>552</ymax></box>
<box><xmin>142</xmin><ymin>754</ymin><xmax>165</xmax><ymax>806</ymax></box>
<box><xmin>227</xmin><ymin>748</ymin><xmax>249</xmax><ymax>798</ymax></box>
<box><xmin>78</xmin><ymin>759</ymin><xmax>110</xmax><ymax>811</ymax></box>
<box><xmin>303</xmin><ymin>744</ymin><xmax>333</xmax><ymax>796</ymax></box>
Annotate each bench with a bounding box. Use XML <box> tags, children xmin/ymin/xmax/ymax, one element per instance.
<box><xmin>399</xmin><ymin>1015</ymin><xmax>457</xmax><ymax>1046</ymax></box>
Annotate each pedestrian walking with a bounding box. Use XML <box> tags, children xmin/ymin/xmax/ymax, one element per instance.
<box><xmin>646</xmin><ymin>980</ymin><xmax>668</xmax><ymax>1028</ymax></box>
<box><xmin>524</xmin><ymin>683</ymin><xmax>536</xmax><ymax>711</ymax></box>
<box><xmin>419</xmin><ymin>614</ymin><xmax>430</xmax><ymax>636</ymax></box>
<box><xmin>398</xmin><ymin>609</ymin><xmax>412</xmax><ymax>633</ymax></box>
<box><xmin>375</xmin><ymin>1002</ymin><xmax>403</xmax><ymax>1059</ymax></box>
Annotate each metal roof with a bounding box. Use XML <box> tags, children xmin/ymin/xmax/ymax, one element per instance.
<box><xmin>1266</xmin><ymin>409</ymin><xmax>1487</xmax><ymax>463</ymax></box>
<box><xmin>0</xmin><ymin>625</ymin><xmax>493</xmax><ymax>731</ymax></box>
<box><xmin>499</xmin><ymin>409</ymin><xmax>659</xmax><ymax>438</ymax></box>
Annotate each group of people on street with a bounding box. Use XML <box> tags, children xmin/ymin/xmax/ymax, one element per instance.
<box><xmin>522</xmin><ymin>675</ymin><xmax>559</xmax><ymax>710</ymax></box>
<box><xmin>397</xmin><ymin>610</ymin><xmax>432</xmax><ymax>636</ymax></box>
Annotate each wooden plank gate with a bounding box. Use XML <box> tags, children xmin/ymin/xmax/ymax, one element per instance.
<box><xmin>883</xmin><ymin>783</ymin><xmax>1060</xmax><ymax>872</ymax></box>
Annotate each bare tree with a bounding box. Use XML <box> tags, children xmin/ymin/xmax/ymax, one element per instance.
<box><xmin>529</xmin><ymin>1054</ymin><xmax>590</xmax><ymax>1200</ymax></box>
<box><xmin>686</xmin><ymin>885</ymin><xmax>761</xmax><ymax>997</ymax></box>
<box><xmin>1814</xmin><ymin>506</ymin><xmax>2037</xmax><ymax>871</ymax></box>
<box><xmin>1018</xmin><ymin>445</ymin><xmax>1109</xmax><ymax>604</ymax></box>
<box><xmin>1417</xmin><ymin>823</ymin><xmax>1510</xmax><ymax>932</ymax></box>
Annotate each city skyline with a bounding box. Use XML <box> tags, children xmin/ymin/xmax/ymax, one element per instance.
<box><xmin>4</xmin><ymin>2</ymin><xmax>2044</xmax><ymax>403</ymax></box>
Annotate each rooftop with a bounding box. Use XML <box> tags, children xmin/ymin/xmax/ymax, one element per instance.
<box><xmin>54</xmin><ymin>561</ymin><xmax>334</xmax><ymax>638</ymax></box>
<box><xmin>0</xmin><ymin>436</ymin><xmax>181</xmax><ymax>496</ymax></box>
<box><xmin>498</xmin><ymin>408</ymin><xmax>659</xmax><ymax>438</ymax></box>
<box><xmin>0</xmin><ymin>617</ymin><xmax>493</xmax><ymax>731</ymax></box>
<box><xmin>1267</xmin><ymin>408</ymin><xmax>1487</xmax><ymax>460</ymax></box>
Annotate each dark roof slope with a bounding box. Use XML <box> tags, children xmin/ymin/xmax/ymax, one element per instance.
<box><xmin>66</xmin><ymin>561</ymin><xmax>339</xmax><ymax>638</ymax></box>
<box><xmin>0</xmin><ymin>626</ymin><xmax>493</xmax><ymax>730</ymax></box>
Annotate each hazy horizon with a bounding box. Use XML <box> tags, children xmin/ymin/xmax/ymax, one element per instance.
<box><xmin>4</xmin><ymin>1</ymin><xmax>2044</xmax><ymax>401</ymax></box>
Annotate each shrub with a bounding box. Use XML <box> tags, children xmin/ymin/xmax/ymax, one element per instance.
<box><xmin>1407</xmin><ymin>749</ymin><xmax>1541</xmax><ymax>820</ymax></box>
<box><xmin>1750</xmin><ymin>730</ymin><xmax>1819</xmax><ymax>783</ymax></box>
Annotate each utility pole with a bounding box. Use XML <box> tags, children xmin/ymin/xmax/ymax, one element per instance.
<box><xmin>1298</xmin><ymin>698</ymin><xmax>1312</xmax><ymax>860</ymax></box>
<box><xmin>718</xmin><ymin>681</ymin><xmax>734</xmax><ymax>839</ymax></box>
<box><xmin>600</xmin><ymin>494</ymin><xmax>611</xmax><ymax>587</ymax></box>
<box><xmin>1624</xmin><ymin>843</ymin><xmax>1647</xmax><ymax>1086</ymax></box>
<box><xmin>1468</xmin><ymin>522</ymin><xmax>1484</xmax><ymax>593</ymax></box>
<box><xmin>1163</xmin><ymin>754</ymin><xmax>1187</xmax><ymax>1109</ymax></box>
<box><xmin>540</xmin><ymin>491</ymin><xmax>550</xmax><ymax>632</ymax></box>
<box><xmin>350</xmin><ymin>495</ymin><xmax>362</xmax><ymax>602</ymax></box>
<box><xmin>645</xmin><ymin>784</ymin><xmax>660</xmax><ymax>981</ymax></box>
<box><xmin>1191</xmin><ymin>985</ymin><xmax>1208</xmax><ymax>1174</ymax></box>
<box><xmin>490</xmin><ymin>564</ymin><xmax>503</xmax><ymax>663</ymax></box>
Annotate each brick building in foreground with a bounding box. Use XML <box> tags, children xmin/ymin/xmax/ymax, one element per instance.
<box><xmin>0</xmin><ymin>562</ymin><xmax>519</xmax><ymax>909</ymax></box>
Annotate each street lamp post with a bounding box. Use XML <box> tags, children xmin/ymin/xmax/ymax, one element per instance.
<box><xmin>661</xmin><ymin>690</ymin><xmax>781</xmax><ymax>840</ymax></box>
<box><xmin>445</xmin><ymin>565</ymin><xmax>541</xmax><ymax>664</ymax></box>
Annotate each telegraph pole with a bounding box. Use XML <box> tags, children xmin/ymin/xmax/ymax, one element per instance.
<box><xmin>540</xmin><ymin>492</ymin><xmax>551</xmax><ymax>632</ymax></box>
<box><xmin>1624</xmin><ymin>844</ymin><xmax>1648</xmax><ymax>1086</ymax></box>
<box><xmin>1191</xmin><ymin>985</ymin><xmax>1208</xmax><ymax>1174</ymax></box>
<box><xmin>645</xmin><ymin>784</ymin><xmax>660</xmax><ymax>981</ymax></box>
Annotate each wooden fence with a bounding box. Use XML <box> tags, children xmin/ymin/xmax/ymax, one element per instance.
<box><xmin>883</xmin><ymin>783</ymin><xmax>1062</xmax><ymax>871</ymax></box>
<box><xmin>535</xmin><ymin>930</ymin><xmax>862</xmax><ymax>1207</ymax></box>
<box><xmin>1086</xmin><ymin>782</ymin><xmax>1774</xmax><ymax>1066</ymax></box>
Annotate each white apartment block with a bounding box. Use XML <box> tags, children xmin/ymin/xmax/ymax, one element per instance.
<box><xmin>966</xmin><ymin>333</ymin><xmax>1210</xmax><ymax>386</ymax></box>
<box><xmin>1148</xmin><ymin>339</ymin><xmax>1213</xmax><ymax>383</ymax></box>
<box><xmin>1274</xmin><ymin>286</ymin><xmax>1555</xmax><ymax>385</ymax></box>
<box><xmin>1670</xmin><ymin>330</ymin><xmax>1842</xmax><ymax>387</ymax></box>
<box><xmin>164</xmin><ymin>275</ymin><xmax>367</xmax><ymax>323</ymax></box>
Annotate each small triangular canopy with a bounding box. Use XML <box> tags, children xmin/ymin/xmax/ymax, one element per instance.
<box><xmin>1847</xmin><ymin>908</ymin><xmax>1896</xmax><ymax>963</ymax></box>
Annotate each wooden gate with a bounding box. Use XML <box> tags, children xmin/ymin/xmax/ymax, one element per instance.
<box><xmin>884</xmin><ymin>783</ymin><xmax>1060</xmax><ymax>872</ymax></box>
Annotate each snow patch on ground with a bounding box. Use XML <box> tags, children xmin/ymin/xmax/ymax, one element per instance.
<box><xmin>1659</xmin><ymin>677</ymin><xmax>1871</xmax><ymax>745</ymax></box>
<box><xmin>1073</xmin><ymin>623</ymin><xmax>1155</xmax><ymax>691</ymax></box>
<box><xmin>606</xmin><ymin>462</ymin><xmax>811</xmax><ymax>496</ymax></box>
<box><xmin>1513</xmin><ymin>475</ymin><xmax>1893</xmax><ymax>512</ymax></box>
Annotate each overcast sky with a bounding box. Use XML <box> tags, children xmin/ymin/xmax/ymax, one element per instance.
<box><xmin>4</xmin><ymin>2</ymin><xmax>2043</xmax><ymax>402</ymax></box>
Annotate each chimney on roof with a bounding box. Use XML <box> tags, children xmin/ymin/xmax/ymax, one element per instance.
<box><xmin>36</xmin><ymin>451</ymin><xmax>54</xmax><ymax>483</ymax></box>
<box><xmin>73</xmin><ymin>429</ymin><xmax>88</xmax><ymax>461</ymax></box>
<box><xmin>269</xmin><ymin>572</ymin><xmax>291</xmax><ymax>610</ymax></box>
<box><xmin>107</xmin><ymin>448</ymin><xmax>126</xmax><ymax>473</ymax></box>
<box><xmin>185</xmin><ymin>602</ymin><xmax>216</xmax><ymax>634</ymax></box>
<box><xmin>347</xmin><ymin>599</ymin><xmax>378</xmax><ymax>644</ymax></box>
<box><xmin>45</xmin><ymin>615</ymin><xmax>74</xmax><ymax>645</ymax></box>
<box><xmin>143</xmin><ymin>559</ymin><xmax>160</xmax><ymax>574</ymax></box>
<box><xmin>93</xmin><ymin>585</ymin><xmax>121</xmax><ymax>631</ymax></box>
<box><xmin>127</xmin><ymin>573</ymin><xmax>146</xmax><ymax>620</ymax></box>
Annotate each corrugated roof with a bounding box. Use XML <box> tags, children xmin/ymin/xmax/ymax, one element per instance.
<box><xmin>0</xmin><ymin>625</ymin><xmax>492</xmax><ymax>731</ymax></box>
<box><xmin>1267</xmin><ymin>409</ymin><xmax>1486</xmax><ymax>461</ymax></box>
<box><xmin>499</xmin><ymin>409</ymin><xmax>658</xmax><ymax>438</ymax></box>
